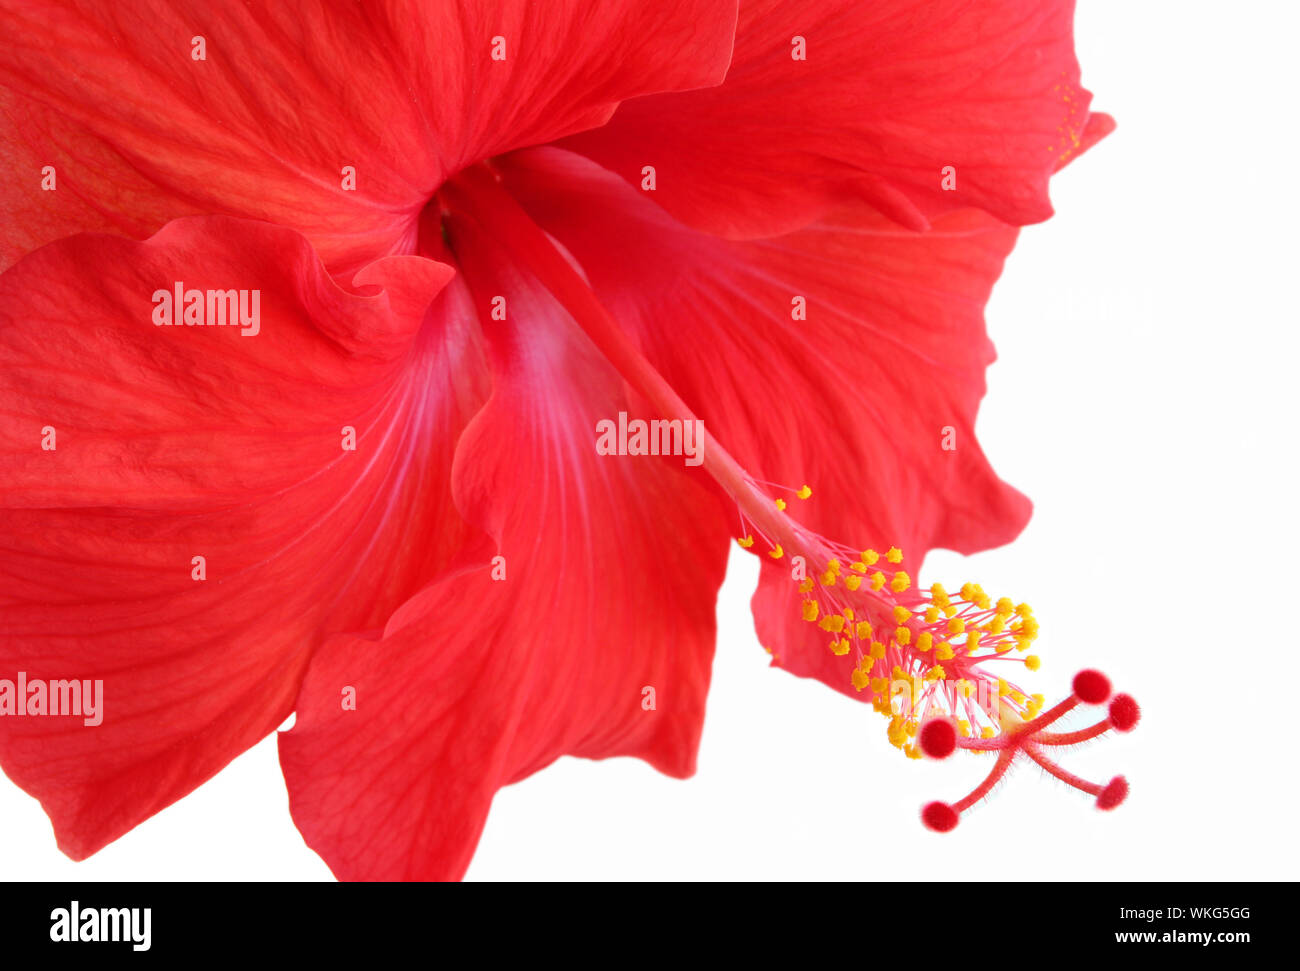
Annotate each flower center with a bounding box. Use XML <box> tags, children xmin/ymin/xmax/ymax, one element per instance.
<box><xmin>435</xmin><ymin>162</ymin><xmax>1137</xmax><ymax>826</ymax></box>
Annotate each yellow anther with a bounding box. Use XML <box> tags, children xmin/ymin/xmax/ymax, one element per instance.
<box><xmin>856</xmin><ymin>620</ymin><xmax>873</xmax><ymax>639</ymax></box>
<box><xmin>930</xmin><ymin>582</ymin><xmax>949</xmax><ymax>604</ymax></box>
<box><xmin>827</xmin><ymin>558</ymin><xmax>841</xmax><ymax>575</ymax></box>
<box><xmin>960</xmin><ymin>583</ymin><xmax>977</xmax><ymax>601</ymax></box>
<box><xmin>851</xmin><ymin>668</ymin><xmax>870</xmax><ymax>691</ymax></box>
<box><xmin>796</xmin><ymin>484</ymin><xmax>812</xmax><ymax>500</ymax></box>
<box><xmin>935</xmin><ymin>643</ymin><xmax>955</xmax><ymax>661</ymax></box>
<box><xmin>957</xmin><ymin>720</ymin><xmax>971</xmax><ymax>737</ymax></box>
<box><xmin>886</xmin><ymin>547</ymin><xmax>903</xmax><ymax>564</ymax></box>
<box><xmin>888</xmin><ymin>717</ymin><xmax>908</xmax><ymax>748</ymax></box>
<box><xmin>894</xmin><ymin>625</ymin><xmax>911</xmax><ymax>646</ymax></box>
<box><xmin>917</xmin><ymin>631</ymin><xmax>933</xmax><ymax>652</ymax></box>
<box><xmin>870</xmin><ymin>571</ymin><xmax>886</xmax><ymax>591</ymax></box>
<box><xmin>947</xmin><ymin>617</ymin><xmax>966</xmax><ymax>635</ymax></box>
<box><xmin>798</xmin><ymin>577</ymin><xmax>815</xmax><ymax>593</ymax></box>
<box><xmin>1024</xmin><ymin>654</ymin><xmax>1041</xmax><ymax>671</ymax></box>
<box><xmin>830</xmin><ymin>638</ymin><xmax>850</xmax><ymax>656</ymax></box>
<box><xmin>737</xmin><ymin>535</ymin><xmax>754</xmax><ymax>548</ymax></box>
<box><xmin>850</xmin><ymin>560</ymin><xmax>867</xmax><ymax>573</ymax></box>
<box><xmin>870</xmin><ymin>677</ymin><xmax>888</xmax><ymax>694</ymax></box>
<box><xmin>820</xmin><ymin>570</ymin><xmax>836</xmax><ymax>586</ymax></box>
<box><xmin>842</xmin><ymin>607</ymin><xmax>854</xmax><ymax>620</ymax></box>
<box><xmin>1015</xmin><ymin>602</ymin><xmax>1033</xmax><ymax>619</ymax></box>
<box><xmin>924</xmin><ymin>607</ymin><xmax>940</xmax><ymax>623</ymax></box>
<box><xmin>861</xmin><ymin>549</ymin><xmax>879</xmax><ymax>565</ymax></box>
<box><xmin>845</xmin><ymin>574</ymin><xmax>862</xmax><ymax>591</ymax></box>
<box><xmin>802</xmin><ymin>600</ymin><xmax>819</xmax><ymax>622</ymax></box>
<box><xmin>905</xmin><ymin>720</ymin><xmax>918</xmax><ymax>738</ymax></box>
<box><xmin>997</xmin><ymin>679</ymin><xmax>1010</xmax><ymax>697</ymax></box>
<box><xmin>988</xmin><ymin>616</ymin><xmax>1006</xmax><ymax>635</ymax></box>
<box><xmin>1010</xmin><ymin>690</ymin><xmax>1025</xmax><ymax>705</ymax></box>
<box><xmin>890</xmin><ymin>571</ymin><xmax>910</xmax><ymax>593</ymax></box>
<box><xmin>966</xmin><ymin>631</ymin><xmax>982</xmax><ymax>652</ymax></box>
<box><xmin>996</xmin><ymin>597</ymin><xmax>1015</xmax><ymax>617</ymax></box>
<box><xmin>957</xmin><ymin>679</ymin><xmax>975</xmax><ymax>698</ymax></box>
<box><xmin>1032</xmin><ymin>694</ymin><xmax>1046</xmax><ymax>706</ymax></box>
<box><xmin>894</xmin><ymin>606</ymin><xmax>912</xmax><ymax>624</ymax></box>
<box><xmin>775</xmin><ymin>498</ymin><xmax>787</xmax><ymax>511</ymax></box>
<box><xmin>925</xmin><ymin>665</ymin><xmax>946</xmax><ymax>682</ymax></box>
<box><xmin>869</xmin><ymin>641</ymin><xmax>886</xmax><ymax>659</ymax></box>
<box><xmin>981</xmin><ymin>725</ymin><xmax>996</xmax><ymax>739</ymax></box>
<box><xmin>768</xmin><ymin>544</ymin><xmax>783</xmax><ymax>559</ymax></box>
<box><xmin>828</xmin><ymin>615</ymin><xmax>846</xmax><ymax>633</ymax></box>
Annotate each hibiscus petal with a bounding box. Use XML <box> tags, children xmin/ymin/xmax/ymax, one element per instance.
<box><xmin>562</xmin><ymin>0</ymin><xmax>1103</xmax><ymax>235</ymax></box>
<box><xmin>499</xmin><ymin>146</ymin><xmax>1029</xmax><ymax>696</ymax></box>
<box><xmin>0</xmin><ymin>215</ymin><xmax>485</xmax><ymax>859</ymax></box>
<box><xmin>0</xmin><ymin>0</ymin><xmax>738</xmax><ymax>274</ymax></box>
<box><xmin>279</xmin><ymin>232</ymin><xmax>731</xmax><ymax>881</ymax></box>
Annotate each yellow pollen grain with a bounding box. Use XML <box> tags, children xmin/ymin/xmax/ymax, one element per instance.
<box><xmin>768</xmin><ymin>545</ymin><xmax>783</xmax><ymax>559</ymax></box>
<box><xmin>935</xmin><ymin>643</ymin><xmax>955</xmax><ymax>661</ymax></box>
<box><xmin>775</xmin><ymin>498</ymin><xmax>787</xmax><ymax>511</ymax></box>
<box><xmin>917</xmin><ymin>631</ymin><xmax>933</xmax><ymax>652</ymax></box>
<box><xmin>870</xmin><ymin>571</ymin><xmax>886</xmax><ymax>591</ymax></box>
<box><xmin>861</xmin><ymin>549</ymin><xmax>879</xmax><ymax>565</ymax></box>
<box><xmin>886</xmin><ymin>547</ymin><xmax>904</xmax><ymax>564</ymax></box>
<box><xmin>845</xmin><ymin>574</ymin><xmax>862</xmax><ymax>591</ymax></box>
<box><xmin>890</xmin><ymin>571</ymin><xmax>910</xmax><ymax>593</ymax></box>
<box><xmin>894</xmin><ymin>606</ymin><xmax>912</xmax><ymax>624</ymax></box>
<box><xmin>802</xmin><ymin>600</ymin><xmax>819</xmax><ymax>622</ymax></box>
<box><xmin>947</xmin><ymin>618</ymin><xmax>965</xmax><ymax>635</ymax></box>
<box><xmin>894</xmin><ymin>625</ymin><xmax>911</xmax><ymax>646</ymax></box>
<box><xmin>796</xmin><ymin>484</ymin><xmax>812</xmax><ymax>499</ymax></box>
<box><xmin>1024</xmin><ymin>654</ymin><xmax>1041</xmax><ymax>671</ymax></box>
<box><xmin>737</xmin><ymin>535</ymin><xmax>754</xmax><ymax>548</ymax></box>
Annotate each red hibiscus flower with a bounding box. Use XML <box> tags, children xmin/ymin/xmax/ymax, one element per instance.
<box><xmin>0</xmin><ymin>0</ymin><xmax>1134</xmax><ymax>880</ymax></box>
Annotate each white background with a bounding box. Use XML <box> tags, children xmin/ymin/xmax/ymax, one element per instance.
<box><xmin>4</xmin><ymin>2</ymin><xmax>1298</xmax><ymax>880</ymax></box>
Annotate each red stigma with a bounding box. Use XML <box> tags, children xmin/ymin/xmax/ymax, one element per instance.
<box><xmin>919</xmin><ymin>718</ymin><xmax>957</xmax><ymax>759</ymax></box>
<box><xmin>1108</xmin><ymin>693</ymin><xmax>1140</xmax><ymax>732</ymax></box>
<box><xmin>920</xmin><ymin>669</ymin><xmax>1139</xmax><ymax>831</ymax></box>
<box><xmin>1097</xmin><ymin>776</ymin><xmax>1129</xmax><ymax>810</ymax></box>
<box><xmin>921</xmin><ymin>801</ymin><xmax>960</xmax><ymax>832</ymax></box>
<box><xmin>1072</xmin><ymin>669</ymin><xmax>1111</xmax><ymax>704</ymax></box>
